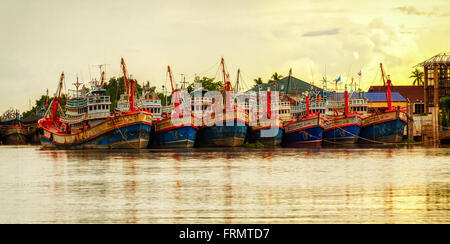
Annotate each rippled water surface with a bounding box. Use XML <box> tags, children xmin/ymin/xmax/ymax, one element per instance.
<box><xmin>0</xmin><ymin>145</ymin><xmax>448</xmax><ymax>223</ymax></box>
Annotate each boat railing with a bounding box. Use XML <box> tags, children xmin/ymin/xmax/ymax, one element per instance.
<box><xmin>86</xmin><ymin>111</ymin><xmax>110</xmax><ymax>119</ymax></box>
<box><xmin>67</xmin><ymin>100</ymin><xmax>87</xmax><ymax>107</ymax></box>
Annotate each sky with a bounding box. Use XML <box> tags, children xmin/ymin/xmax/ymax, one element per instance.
<box><xmin>1</xmin><ymin>0</ymin><xmax>449</xmax><ymax>113</ymax></box>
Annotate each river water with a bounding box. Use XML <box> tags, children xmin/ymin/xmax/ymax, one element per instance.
<box><xmin>0</xmin><ymin>145</ymin><xmax>448</xmax><ymax>224</ymax></box>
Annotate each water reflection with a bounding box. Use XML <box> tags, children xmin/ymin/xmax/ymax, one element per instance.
<box><xmin>0</xmin><ymin>145</ymin><xmax>448</xmax><ymax>223</ymax></box>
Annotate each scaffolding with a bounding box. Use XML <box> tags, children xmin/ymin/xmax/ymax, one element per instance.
<box><xmin>415</xmin><ymin>52</ymin><xmax>450</xmax><ymax>113</ymax></box>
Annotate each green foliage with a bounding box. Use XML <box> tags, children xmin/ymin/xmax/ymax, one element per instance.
<box><xmin>157</xmin><ymin>93</ymin><xmax>170</xmax><ymax>106</ymax></box>
<box><xmin>22</xmin><ymin>95</ymin><xmax>50</xmax><ymax>118</ymax></box>
<box><xmin>22</xmin><ymin>93</ymin><xmax>67</xmax><ymax>119</ymax></box>
<box><xmin>440</xmin><ymin>95</ymin><xmax>450</xmax><ymax>126</ymax></box>
<box><xmin>103</xmin><ymin>76</ymin><xmax>144</xmax><ymax>110</ymax></box>
<box><xmin>401</xmin><ymin>139</ymin><xmax>415</xmax><ymax>144</ymax></box>
<box><xmin>269</xmin><ymin>72</ymin><xmax>283</xmax><ymax>83</ymax></box>
<box><xmin>103</xmin><ymin>77</ymin><xmax>123</xmax><ymax>111</ymax></box>
<box><xmin>409</xmin><ymin>68</ymin><xmax>424</xmax><ymax>86</ymax></box>
<box><xmin>60</xmin><ymin>94</ymin><xmax>67</xmax><ymax>112</ymax></box>
<box><xmin>252</xmin><ymin>73</ymin><xmax>283</xmax><ymax>88</ymax></box>
<box><xmin>186</xmin><ymin>77</ymin><xmax>223</xmax><ymax>93</ymax></box>
<box><xmin>253</xmin><ymin>77</ymin><xmax>263</xmax><ymax>85</ymax></box>
<box><xmin>243</xmin><ymin>141</ymin><xmax>264</xmax><ymax>148</ymax></box>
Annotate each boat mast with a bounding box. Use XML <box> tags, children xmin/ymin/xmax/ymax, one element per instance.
<box><xmin>146</xmin><ymin>81</ymin><xmax>150</xmax><ymax>100</ymax></box>
<box><xmin>43</xmin><ymin>72</ymin><xmax>64</xmax><ymax>127</ymax></box>
<box><xmin>306</xmin><ymin>95</ymin><xmax>310</xmax><ymax>117</ymax></box>
<box><xmin>51</xmin><ymin>72</ymin><xmax>64</xmax><ymax>121</ymax></box>
<box><xmin>73</xmin><ymin>75</ymin><xmax>81</xmax><ymax>98</ymax></box>
<box><xmin>120</xmin><ymin>58</ymin><xmax>135</xmax><ymax>112</ymax></box>
<box><xmin>168</xmin><ymin>65</ymin><xmax>180</xmax><ymax>115</ymax></box>
<box><xmin>168</xmin><ymin>65</ymin><xmax>175</xmax><ymax>94</ymax></box>
<box><xmin>322</xmin><ymin>76</ymin><xmax>327</xmax><ymax>101</ymax></box>
<box><xmin>129</xmin><ymin>77</ymin><xmax>136</xmax><ymax>112</ymax></box>
<box><xmin>267</xmin><ymin>87</ymin><xmax>271</xmax><ymax>119</ymax></box>
<box><xmin>120</xmin><ymin>58</ymin><xmax>130</xmax><ymax>100</ymax></box>
<box><xmin>99</xmin><ymin>71</ymin><xmax>105</xmax><ymax>88</ymax></box>
<box><xmin>235</xmin><ymin>69</ymin><xmax>240</xmax><ymax>93</ymax></box>
<box><xmin>221</xmin><ymin>57</ymin><xmax>231</xmax><ymax>109</ymax></box>
<box><xmin>344</xmin><ymin>84</ymin><xmax>349</xmax><ymax>116</ymax></box>
<box><xmin>380</xmin><ymin>63</ymin><xmax>392</xmax><ymax>111</ymax></box>
<box><xmin>46</xmin><ymin>89</ymin><xmax>49</xmax><ymax>108</ymax></box>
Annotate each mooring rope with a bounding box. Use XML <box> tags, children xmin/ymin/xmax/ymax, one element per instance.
<box><xmin>295</xmin><ymin>122</ymin><xmax>444</xmax><ymax>146</ymax></box>
<box><xmin>335</xmin><ymin>124</ymin><xmax>442</xmax><ymax>145</ymax></box>
<box><xmin>111</xmin><ymin>115</ymin><xmax>140</xmax><ymax>150</ymax></box>
<box><xmin>297</xmin><ymin>129</ymin><xmax>350</xmax><ymax>145</ymax></box>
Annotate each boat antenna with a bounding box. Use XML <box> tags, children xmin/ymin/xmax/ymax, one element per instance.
<box><xmin>73</xmin><ymin>74</ymin><xmax>82</xmax><ymax>98</ymax></box>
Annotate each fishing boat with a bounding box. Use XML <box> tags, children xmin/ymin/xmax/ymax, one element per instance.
<box><xmin>1</xmin><ymin>109</ymin><xmax>27</xmax><ymax>145</ymax></box>
<box><xmin>38</xmin><ymin>59</ymin><xmax>153</xmax><ymax>149</ymax></box>
<box><xmin>248</xmin><ymin>88</ymin><xmax>283</xmax><ymax>147</ymax></box>
<box><xmin>198</xmin><ymin>58</ymin><xmax>248</xmax><ymax>147</ymax></box>
<box><xmin>152</xmin><ymin>66</ymin><xmax>198</xmax><ymax>148</ymax></box>
<box><xmin>139</xmin><ymin>81</ymin><xmax>163</xmax><ymax>121</ymax></box>
<box><xmin>323</xmin><ymin>86</ymin><xmax>362</xmax><ymax>144</ymax></box>
<box><xmin>359</xmin><ymin>64</ymin><xmax>407</xmax><ymax>143</ymax></box>
<box><xmin>283</xmin><ymin>94</ymin><xmax>325</xmax><ymax>147</ymax></box>
<box><xmin>4</xmin><ymin>125</ymin><xmax>27</xmax><ymax>145</ymax></box>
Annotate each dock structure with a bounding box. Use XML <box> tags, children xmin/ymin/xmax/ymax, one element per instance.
<box><xmin>441</xmin><ymin>127</ymin><xmax>450</xmax><ymax>141</ymax></box>
<box><xmin>416</xmin><ymin>53</ymin><xmax>450</xmax><ymax>113</ymax></box>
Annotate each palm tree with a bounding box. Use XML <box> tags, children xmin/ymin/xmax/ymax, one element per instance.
<box><xmin>253</xmin><ymin>77</ymin><xmax>263</xmax><ymax>86</ymax></box>
<box><xmin>269</xmin><ymin>72</ymin><xmax>283</xmax><ymax>83</ymax></box>
<box><xmin>410</xmin><ymin>68</ymin><xmax>424</xmax><ymax>86</ymax></box>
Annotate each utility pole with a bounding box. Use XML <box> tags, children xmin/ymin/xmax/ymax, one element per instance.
<box><xmin>162</xmin><ymin>85</ymin><xmax>166</xmax><ymax>106</ymax></box>
<box><xmin>235</xmin><ymin>69</ymin><xmax>240</xmax><ymax>93</ymax></box>
<box><xmin>322</xmin><ymin>76</ymin><xmax>327</xmax><ymax>100</ymax></box>
<box><xmin>180</xmin><ymin>74</ymin><xmax>188</xmax><ymax>89</ymax></box>
<box><xmin>286</xmin><ymin>68</ymin><xmax>292</xmax><ymax>95</ymax></box>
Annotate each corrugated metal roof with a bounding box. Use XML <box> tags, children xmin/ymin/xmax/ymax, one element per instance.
<box><xmin>415</xmin><ymin>52</ymin><xmax>450</xmax><ymax>67</ymax></box>
<box><xmin>248</xmin><ymin>75</ymin><xmax>321</xmax><ymax>93</ymax></box>
<box><xmin>332</xmin><ymin>92</ymin><xmax>407</xmax><ymax>102</ymax></box>
<box><xmin>368</xmin><ymin>85</ymin><xmax>424</xmax><ymax>102</ymax></box>
<box><xmin>364</xmin><ymin>92</ymin><xmax>406</xmax><ymax>102</ymax></box>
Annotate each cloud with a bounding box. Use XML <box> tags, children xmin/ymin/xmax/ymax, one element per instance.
<box><xmin>393</xmin><ymin>5</ymin><xmax>450</xmax><ymax>16</ymax></box>
<box><xmin>280</xmin><ymin>16</ymin><xmax>420</xmax><ymax>88</ymax></box>
<box><xmin>0</xmin><ymin>1</ymin><xmax>447</xmax><ymax>112</ymax></box>
<box><xmin>394</xmin><ymin>6</ymin><xmax>428</xmax><ymax>15</ymax></box>
<box><xmin>302</xmin><ymin>28</ymin><xmax>340</xmax><ymax>37</ymax></box>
